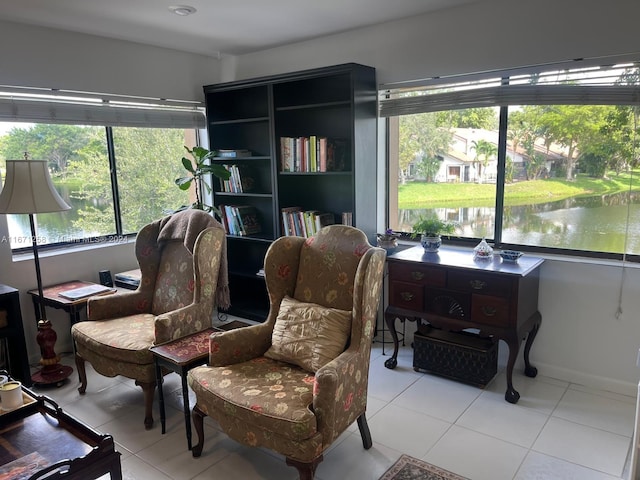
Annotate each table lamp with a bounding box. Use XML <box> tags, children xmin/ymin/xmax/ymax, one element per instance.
<box><xmin>0</xmin><ymin>155</ymin><xmax>74</xmax><ymax>385</ymax></box>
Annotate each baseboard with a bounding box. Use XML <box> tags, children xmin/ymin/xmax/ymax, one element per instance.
<box><xmin>534</xmin><ymin>361</ymin><xmax>637</xmax><ymax>398</ymax></box>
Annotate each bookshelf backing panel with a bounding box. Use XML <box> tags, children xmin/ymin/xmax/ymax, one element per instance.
<box><xmin>206</xmin><ymin>85</ymin><xmax>269</xmax><ymax>122</ymax></box>
<box><xmin>273</xmin><ymin>73</ymin><xmax>351</xmax><ymax>107</ymax></box>
<box><xmin>209</xmin><ymin>121</ymin><xmax>271</xmax><ymax>156</ymax></box>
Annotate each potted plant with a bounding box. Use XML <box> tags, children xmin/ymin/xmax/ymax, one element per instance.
<box><xmin>410</xmin><ymin>215</ymin><xmax>456</xmax><ymax>253</ymax></box>
<box><xmin>175</xmin><ymin>146</ymin><xmax>231</xmax><ymax>214</ymax></box>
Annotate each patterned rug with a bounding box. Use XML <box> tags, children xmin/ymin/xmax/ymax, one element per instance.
<box><xmin>379</xmin><ymin>455</ymin><xmax>469</xmax><ymax>480</ymax></box>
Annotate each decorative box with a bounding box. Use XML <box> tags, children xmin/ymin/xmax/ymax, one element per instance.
<box><xmin>413</xmin><ymin>326</ymin><xmax>498</xmax><ymax>387</ymax></box>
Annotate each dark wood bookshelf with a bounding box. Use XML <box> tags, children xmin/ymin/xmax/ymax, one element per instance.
<box><xmin>204</xmin><ymin>63</ymin><xmax>377</xmax><ymax>321</ymax></box>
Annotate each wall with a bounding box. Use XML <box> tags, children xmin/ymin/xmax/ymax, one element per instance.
<box><xmin>0</xmin><ymin>20</ymin><xmax>221</xmax><ymax>102</ymax></box>
<box><xmin>226</xmin><ymin>0</ymin><xmax>640</xmax><ymax>396</ymax></box>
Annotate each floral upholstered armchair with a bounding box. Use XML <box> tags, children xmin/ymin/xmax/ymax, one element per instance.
<box><xmin>187</xmin><ymin>225</ymin><xmax>386</xmax><ymax>479</ymax></box>
<box><xmin>72</xmin><ymin>209</ymin><xmax>228</xmax><ymax>429</ymax></box>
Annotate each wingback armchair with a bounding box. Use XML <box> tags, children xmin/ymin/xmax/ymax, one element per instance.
<box><xmin>71</xmin><ymin>209</ymin><xmax>228</xmax><ymax>429</ymax></box>
<box><xmin>187</xmin><ymin>225</ymin><xmax>386</xmax><ymax>479</ymax></box>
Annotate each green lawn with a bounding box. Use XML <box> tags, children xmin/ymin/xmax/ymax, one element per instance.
<box><xmin>398</xmin><ymin>170</ymin><xmax>640</xmax><ymax>209</ymax></box>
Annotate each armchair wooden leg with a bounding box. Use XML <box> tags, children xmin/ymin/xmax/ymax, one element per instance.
<box><xmin>191</xmin><ymin>404</ymin><xmax>206</xmax><ymax>458</ymax></box>
<box><xmin>286</xmin><ymin>456</ymin><xmax>323</xmax><ymax>480</ymax></box>
<box><xmin>357</xmin><ymin>413</ymin><xmax>372</xmax><ymax>449</ymax></box>
<box><xmin>136</xmin><ymin>380</ymin><xmax>156</xmax><ymax>430</ymax></box>
<box><xmin>75</xmin><ymin>353</ymin><xmax>87</xmax><ymax>394</ymax></box>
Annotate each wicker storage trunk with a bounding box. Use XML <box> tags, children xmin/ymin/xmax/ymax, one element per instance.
<box><xmin>413</xmin><ymin>326</ymin><xmax>498</xmax><ymax>387</ymax></box>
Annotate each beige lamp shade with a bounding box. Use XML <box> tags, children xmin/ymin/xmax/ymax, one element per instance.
<box><xmin>0</xmin><ymin>160</ymin><xmax>71</xmax><ymax>214</ymax></box>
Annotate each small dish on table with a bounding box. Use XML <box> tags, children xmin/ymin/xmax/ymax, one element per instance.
<box><xmin>500</xmin><ymin>250</ymin><xmax>523</xmax><ymax>263</ymax></box>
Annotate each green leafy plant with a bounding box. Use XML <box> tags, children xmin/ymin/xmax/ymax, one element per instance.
<box><xmin>175</xmin><ymin>146</ymin><xmax>231</xmax><ymax>213</ymax></box>
<box><xmin>410</xmin><ymin>215</ymin><xmax>456</xmax><ymax>238</ymax></box>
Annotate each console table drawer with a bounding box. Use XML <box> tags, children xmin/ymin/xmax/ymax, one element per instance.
<box><xmin>389</xmin><ymin>263</ymin><xmax>446</xmax><ymax>287</ymax></box>
<box><xmin>389</xmin><ymin>281</ymin><xmax>423</xmax><ymax>310</ymax></box>
<box><xmin>448</xmin><ymin>270</ymin><xmax>511</xmax><ymax>297</ymax></box>
<box><xmin>471</xmin><ymin>294</ymin><xmax>510</xmax><ymax>326</ymax></box>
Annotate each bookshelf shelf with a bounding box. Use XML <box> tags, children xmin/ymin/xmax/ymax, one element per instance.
<box><xmin>204</xmin><ymin>63</ymin><xmax>377</xmax><ymax>321</ymax></box>
<box><xmin>275</xmin><ymin>100</ymin><xmax>351</xmax><ymax>112</ymax></box>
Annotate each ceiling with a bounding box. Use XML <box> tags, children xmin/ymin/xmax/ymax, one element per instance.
<box><xmin>0</xmin><ymin>0</ymin><xmax>478</xmax><ymax>57</ymax></box>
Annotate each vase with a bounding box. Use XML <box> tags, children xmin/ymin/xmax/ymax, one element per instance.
<box><xmin>377</xmin><ymin>237</ymin><xmax>398</xmax><ymax>254</ymax></box>
<box><xmin>421</xmin><ymin>234</ymin><xmax>441</xmax><ymax>253</ymax></box>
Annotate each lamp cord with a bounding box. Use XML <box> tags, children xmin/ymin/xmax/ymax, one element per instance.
<box><xmin>615</xmin><ymin>107</ymin><xmax>638</xmax><ymax>320</ymax></box>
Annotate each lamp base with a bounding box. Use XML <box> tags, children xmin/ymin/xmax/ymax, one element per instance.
<box><xmin>31</xmin><ymin>319</ymin><xmax>73</xmax><ymax>386</ymax></box>
<box><xmin>31</xmin><ymin>365</ymin><xmax>73</xmax><ymax>386</ymax></box>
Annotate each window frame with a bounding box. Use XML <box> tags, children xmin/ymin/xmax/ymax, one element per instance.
<box><xmin>0</xmin><ymin>87</ymin><xmax>206</xmax><ymax>253</ymax></box>
<box><xmin>382</xmin><ymin>59</ymin><xmax>640</xmax><ymax>263</ymax></box>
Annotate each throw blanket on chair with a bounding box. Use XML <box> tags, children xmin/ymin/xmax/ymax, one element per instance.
<box><xmin>155</xmin><ymin>209</ymin><xmax>231</xmax><ymax>310</ymax></box>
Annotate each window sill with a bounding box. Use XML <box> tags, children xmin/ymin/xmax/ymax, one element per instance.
<box><xmin>10</xmin><ymin>237</ymin><xmax>135</xmax><ymax>263</ymax></box>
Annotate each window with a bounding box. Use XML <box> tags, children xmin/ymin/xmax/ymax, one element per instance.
<box><xmin>0</xmin><ymin>89</ymin><xmax>204</xmax><ymax>250</ymax></box>
<box><xmin>382</xmin><ymin>60</ymin><xmax>640</xmax><ymax>260</ymax></box>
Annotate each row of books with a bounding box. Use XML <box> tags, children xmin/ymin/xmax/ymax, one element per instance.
<box><xmin>281</xmin><ymin>207</ymin><xmax>335</xmax><ymax>238</ymax></box>
<box><xmin>219</xmin><ymin>205</ymin><xmax>262</xmax><ymax>236</ymax></box>
<box><xmin>219</xmin><ymin>164</ymin><xmax>255</xmax><ymax>193</ymax></box>
<box><xmin>279</xmin><ymin>136</ymin><xmax>346</xmax><ymax>173</ymax></box>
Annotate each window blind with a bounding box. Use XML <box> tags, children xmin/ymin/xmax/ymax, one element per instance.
<box><xmin>379</xmin><ymin>61</ymin><xmax>640</xmax><ymax>117</ymax></box>
<box><xmin>0</xmin><ymin>87</ymin><xmax>205</xmax><ymax>129</ymax></box>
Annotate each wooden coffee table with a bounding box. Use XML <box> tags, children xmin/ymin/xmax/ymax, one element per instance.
<box><xmin>0</xmin><ymin>374</ymin><xmax>122</xmax><ymax>479</ymax></box>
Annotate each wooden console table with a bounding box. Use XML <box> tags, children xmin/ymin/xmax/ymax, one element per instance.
<box><xmin>384</xmin><ymin>246</ymin><xmax>544</xmax><ymax>404</ymax></box>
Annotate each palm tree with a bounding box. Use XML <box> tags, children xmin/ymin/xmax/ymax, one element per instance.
<box><xmin>471</xmin><ymin>139</ymin><xmax>498</xmax><ymax>183</ymax></box>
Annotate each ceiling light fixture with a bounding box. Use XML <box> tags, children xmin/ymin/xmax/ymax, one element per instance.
<box><xmin>169</xmin><ymin>5</ymin><xmax>197</xmax><ymax>16</ymax></box>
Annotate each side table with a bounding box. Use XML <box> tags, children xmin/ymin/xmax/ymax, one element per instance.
<box><xmin>150</xmin><ymin>321</ymin><xmax>249</xmax><ymax>450</ymax></box>
<box><xmin>27</xmin><ymin>280</ymin><xmax>115</xmax><ymax>326</ymax></box>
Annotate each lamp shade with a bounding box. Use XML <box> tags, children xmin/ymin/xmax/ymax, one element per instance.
<box><xmin>0</xmin><ymin>160</ymin><xmax>70</xmax><ymax>214</ymax></box>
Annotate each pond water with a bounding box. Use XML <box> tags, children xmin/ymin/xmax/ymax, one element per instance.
<box><xmin>400</xmin><ymin>191</ymin><xmax>640</xmax><ymax>255</ymax></box>
<box><xmin>3</xmin><ymin>184</ymin><xmax>108</xmax><ymax>249</ymax></box>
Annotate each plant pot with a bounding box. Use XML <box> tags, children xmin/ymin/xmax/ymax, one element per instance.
<box><xmin>377</xmin><ymin>237</ymin><xmax>398</xmax><ymax>254</ymax></box>
<box><xmin>421</xmin><ymin>234</ymin><xmax>441</xmax><ymax>253</ymax></box>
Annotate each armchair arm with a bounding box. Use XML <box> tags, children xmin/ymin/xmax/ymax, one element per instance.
<box><xmin>154</xmin><ymin>302</ymin><xmax>211</xmax><ymax>344</ymax></box>
<box><xmin>87</xmin><ymin>290</ymin><xmax>153</xmax><ymax>321</ymax></box>
<box><xmin>312</xmin><ymin>348</ymin><xmax>369</xmax><ymax>446</ymax></box>
<box><xmin>208</xmin><ymin>322</ymin><xmax>272</xmax><ymax>366</ymax></box>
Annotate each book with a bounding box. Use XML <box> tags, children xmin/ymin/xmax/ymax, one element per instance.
<box><xmin>221</xmin><ymin>165</ymin><xmax>256</xmax><ymax>193</ymax></box>
<box><xmin>217</xmin><ymin>149</ymin><xmax>252</xmax><ymax>158</ymax></box>
<box><xmin>315</xmin><ymin>212</ymin><xmax>335</xmax><ymax>231</ymax></box>
<box><xmin>59</xmin><ymin>283</ymin><xmax>114</xmax><ymax>300</ymax></box>
<box><xmin>281</xmin><ymin>206</ymin><xmax>302</xmax><ymax>236</ymax></box>
<box><xmin>235</xmin><ymin>205</ymin><xmax>262</xmax><ymax>235</ymax></box>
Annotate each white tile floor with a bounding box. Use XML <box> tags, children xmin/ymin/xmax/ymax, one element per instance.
<box><xmin>31</xmin><ymin>330</ymin><xmax>637</xmax><ymax>480</ymax></box>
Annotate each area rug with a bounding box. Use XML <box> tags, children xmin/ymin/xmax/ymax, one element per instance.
<box><xmin>379</xmin><ymin>454</ymin><xmax>469</xmax><ymax>480</ymax></box>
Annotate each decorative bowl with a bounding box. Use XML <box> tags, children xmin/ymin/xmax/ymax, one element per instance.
<box><xmin>500</xmin><ymin>250</ymin><xmax>523</xmax><ymax>262</ymax></box>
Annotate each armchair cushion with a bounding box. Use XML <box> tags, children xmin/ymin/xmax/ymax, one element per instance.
<box><xmin>72</xmin><ymin>314</ymin><xmax>156</xmax><ymax>366</ymax></box>
<box><xmin>189</xmin><ymin>358</ymin><xmax>317</xmax><ymax>443</ymax></box>
<box><xmin>264</xmin><ymin>296</ymin><xmax>351</xmax><ymax>372</ymax></box>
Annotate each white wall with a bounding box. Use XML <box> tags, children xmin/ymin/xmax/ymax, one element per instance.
<box><xmin>2</xmin><ymin>0</ymin><xmax>640</xmax><ymax>396</ymax></box>
<box><xmin>230</xmin><ymin>0</ymin><xmax>640</xmax><ymax>86</ymax></box>
<box><xmin>0</xmin><ymin>20</ymin><xmax>221</xmax><ymax>101</ymax></box>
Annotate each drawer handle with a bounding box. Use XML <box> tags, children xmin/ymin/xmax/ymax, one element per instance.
<box><xmin>482</xmin><ymin>306</ymin><xmax>497</xmax><ymax>316</ymax></box>
<box><xmin>400</xmin><ymin>292</ymin><xmax>415</xmax><ymax>301</ymax></box>
<box><xmin>470</xmin><ymin>280</ymin><xmax>487</xmax><ymax>290</ymax></box>
<box><xmin>411</xmin><ymin>271</ymin><xmax>424</xmax><ymax>281</ymax></box>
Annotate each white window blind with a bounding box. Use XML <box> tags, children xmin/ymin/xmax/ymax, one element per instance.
<box><xmin>379</xmin><ymin>61</ymin><xmax>640</xmax><ymax>117</ymax></box>
<box><xmin>0</xmin><ymin>87</ymin><xmax>205</xmax><ymax>129</ymax></box>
